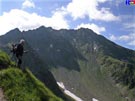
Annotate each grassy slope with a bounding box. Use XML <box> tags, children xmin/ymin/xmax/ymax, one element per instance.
<box><xmin>0</xmin><ymin>50</ymin><xmax>13</xmax><ymax>69</ymax></box>
<box><xmin>0</xmin><ymin>68</ymin><xmax>63</xmax><ymax>101</ymax></box>
<box><xmin>0</xmin><ymin>50</ymin><xmax>63</xmax><ymax>101</ymax></box>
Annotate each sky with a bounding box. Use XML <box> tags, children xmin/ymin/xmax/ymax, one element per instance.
<box><xmin>0</xmin><ymin>0</ymin><xmax>135</xmax><ymax>50</ymax></box>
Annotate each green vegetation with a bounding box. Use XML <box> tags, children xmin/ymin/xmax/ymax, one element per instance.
<box><xmin>0</xmin><ymin>50</ymin><xmax>63</xmax><ymax>101</ymax></box>
<box><xmin>0</xmin><ymin>68</ymin><xmax>63</xmax><ymax>101</ymax></box>
<box><xmin>0</xmin><ymin>50</ymin><xmax>12</xmax><ymax>69</ymax></box>
<box><xmin>100</xmin><ymin>56</ymin><xmax>135</xmax><ymax>89</ymax></box>
<box><xmin>98</xmin><ymin>55</ymin><xmax>135</xmax><ymax>100</ymax></box>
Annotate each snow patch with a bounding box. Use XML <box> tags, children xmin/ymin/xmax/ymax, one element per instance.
<box><xmin>57</xmin><ymin>82</ymin><xmax>65</xmax><ymax>89</ymax></box>
<box><xmin>57</xmin><ymin>82</ymin><xmax>99</xmax><ymax>101</ymax></box>
<box><xmin>57</xmin><ymin>82</ymin><xmax>83</xmax><ymax>101</ymax></box>
<box><xmin>92</xmin><ymin>98</ymin><xmax>99</xmax><ymax>101</ymax></box>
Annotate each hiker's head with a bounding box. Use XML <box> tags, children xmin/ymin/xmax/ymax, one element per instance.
<box><xmin>20</xmin><ymin>39</ymin><xmax>25</xmax><ymax>45</ymax></box>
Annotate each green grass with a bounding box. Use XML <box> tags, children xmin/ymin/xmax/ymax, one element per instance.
<box><xmin>98</xmin><ymin>55</ymin><xmax>135</xmax><ymax>100</ymax></box>
<box><xmin>0</xmin><ymin>68</ymin><xmax>63</xmax><ymax>101</ymax></box>
<box><xmin>0</xmin><ymin>50</ymin><xmax>12</xmax><ymax>68</ymax></box>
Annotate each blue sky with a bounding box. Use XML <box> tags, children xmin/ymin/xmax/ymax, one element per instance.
<box><xmin>0</xmin><ymin>0</ymin><xmax>135</xmax><ymax>50</ymax></box>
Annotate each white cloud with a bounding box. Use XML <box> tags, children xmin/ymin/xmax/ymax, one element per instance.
<box><xmin>97</xmin><ymin>0</ymin><xmax>108</xmax><ymax>3</ymax></box>
<box><xmin>108</xmin><ymin>0</ymin><xmax>123</xmax><ymax>7</ymax></box>
<box><xmin>119</xmin><ymin>15</ymin><xmax>135</xmax><ymax>34</ymax></box>
<box><xmin>115</xmin><ymin>0</ymin><xmax>123</xmax><ymax>6</ymax></box>
<box><xmin>0</xmin><ymin>9</ymin><xmax>69</xmax><ymax>35</ymax></box>
<box><xmin>109</xmin><ymin>33</ymin><xmax>135</xmax><ymax>46</ymax></box>
<box><xmin>119</xmin><ymin>35</ymin><xmax>131</xmax><ymax>41</ymax></box>
<box><xmin>65</xmin><ymin>0</ymin><xmax>119</xmax><ymax>21</ymax></box>
<box><xmin>76</xmin><ymin>23</ymin><xmax>106</xmax><ymax>34</ymax></box>
<box><xmin>22</xmin><ymin>0</ymin><xmax>35</xmax><ymax>9</ymax></box>
<box><xmin>128</xmin><ymin>40</ymin><xmax>135</xmax><ymax>46</ymax></box>
<box><xmin>109</xmin><ymin>34</ymin><xmax>117</xmax><ymax>41</ymax></box>
<box><xmin>124</xmin><ymin>22</ymin><xmax>135</xmax><ymax>29</ymax></box>
<box><xmin>127</xmin><ymin>33</ymin><xmax>135</xmax><ymax>46</ymax></box>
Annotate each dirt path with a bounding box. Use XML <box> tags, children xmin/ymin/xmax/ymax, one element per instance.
<box><xmin>0</xmin><ymin>88</ymin><xmax>6</xmax><ymax>101</ymax></box>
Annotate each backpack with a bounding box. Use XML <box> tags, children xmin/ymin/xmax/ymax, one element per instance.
<box><xmin>11</xmin><ymin>44</ymin><xmax>18</xmax><ymax>54</ymax></box>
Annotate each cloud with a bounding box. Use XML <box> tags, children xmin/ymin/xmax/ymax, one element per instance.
<box><xmin>127</xmin><ymin>33</ymin><xmax>135</xmax><ymax>46</ymax></box>
<box><xmin>124</xmin><ymin>22</ymin><xmax>135</xmax><ymax>29</ymax></box>
<box><xmin>22</xmin><ymin>0</ymin><xmax>35</xmax><ymax>9</ymax></box>
<box><xmin>76</xmin><ymin>23</ymin><xmax>106</xmax><ymax>34</ymax></box>
<box><xmin>108</xmin><ymin>0</ymin><xmax>123</xmax><ymax>7</ymax></box>
<box><xmin>115</xmin><ymin>0</ymin><xmax>123</xmax><ymax>6</ymax></box>
<box><xmin>109</xmin><ymin>33</ymin><xmax>135</xmax><ymax>46</ymax></box>
<box><xmin>64</xmin><ymin>0</ymin><xmax>119</xmax><ymax>21</ymax></box>
<box><xmin>122</xmin><ymin>22</ymin><xmax>135</xmax><ymax>34</ymax></box>
<box><xmin>0</xmin><ymin>9</ymin><xmax>69</xmax><ymax>35</ymax></box>
<box><xmin>109</xmin><ymin>34</ymin><xmax>117</xmax><ymax>41</ymax></box>
<box><xmin>110</xmin><ymin>34</ymin><xmax>131</xmax><ymax>42</ymax></box>
<box><xmin>128</xmin><ymin>40</ymin><xmax>135</xmax><ymax>46</ymax></box>
<box><xmin>118</xmin><ymin>15</ymin><xmax>135</xmax><ymax>34</ymax></box>
<box><xmin>119</xmin><ymin>35</ymin><xmax>131</xmax><ymax>41</ymax></box>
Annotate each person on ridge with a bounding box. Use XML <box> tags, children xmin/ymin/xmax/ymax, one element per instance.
<box><xmin>15</xmin><ymin>39</ymin><xmax>25</xmax><ymax>68</ymax></box>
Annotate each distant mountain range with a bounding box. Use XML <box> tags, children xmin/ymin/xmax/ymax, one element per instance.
<box><xmin>0</xmin><ymin>26</ymin><xmax>135</xmax><ymax>101</ymax></box>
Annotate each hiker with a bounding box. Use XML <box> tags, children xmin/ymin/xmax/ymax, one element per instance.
<box><xmin>11</xmin><ymin>39</ymin><xmax>28</xmax><ymax>68</ymax></box>
<box><xmin>16</xmin><ymin>39</ymin><xmax>25</xmax><ymax>68</ymax></box>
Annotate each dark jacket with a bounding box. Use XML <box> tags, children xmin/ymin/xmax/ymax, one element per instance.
<box><xmin>16</xmin><ymin>44</ymin><xmax>24</xmax><ymax>57</ymax></box>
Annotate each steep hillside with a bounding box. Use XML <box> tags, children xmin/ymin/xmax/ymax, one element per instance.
<box><xmin>0</xmin><ymin>68</ymin><xmax>62</xmax><ymax>101</ymax></box>
<box><xmin>0</xmin><ymin>26</ymin><xmax>135</xmax><ymax>101</ymax></box>
<box><xmin>0</xmin><ymin>50</ymin><xmax>64</xmax><ymax>101</ymax></box>
<box><xmin>0</xmin><ymin>50</ymin><xmax>14</xmax><ymax>70</ymax></box>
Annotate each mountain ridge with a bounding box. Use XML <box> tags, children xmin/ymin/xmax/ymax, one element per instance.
<box><xmin>0</xmin><ymin>26</ymin><xmax>135</xmax><ymax>101</ymax></box>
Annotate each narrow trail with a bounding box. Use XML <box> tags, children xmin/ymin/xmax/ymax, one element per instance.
<box><xmin>0</xmin><ymin>88</ymin><xmax>6</xmax><ymax>101</ymax></box>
